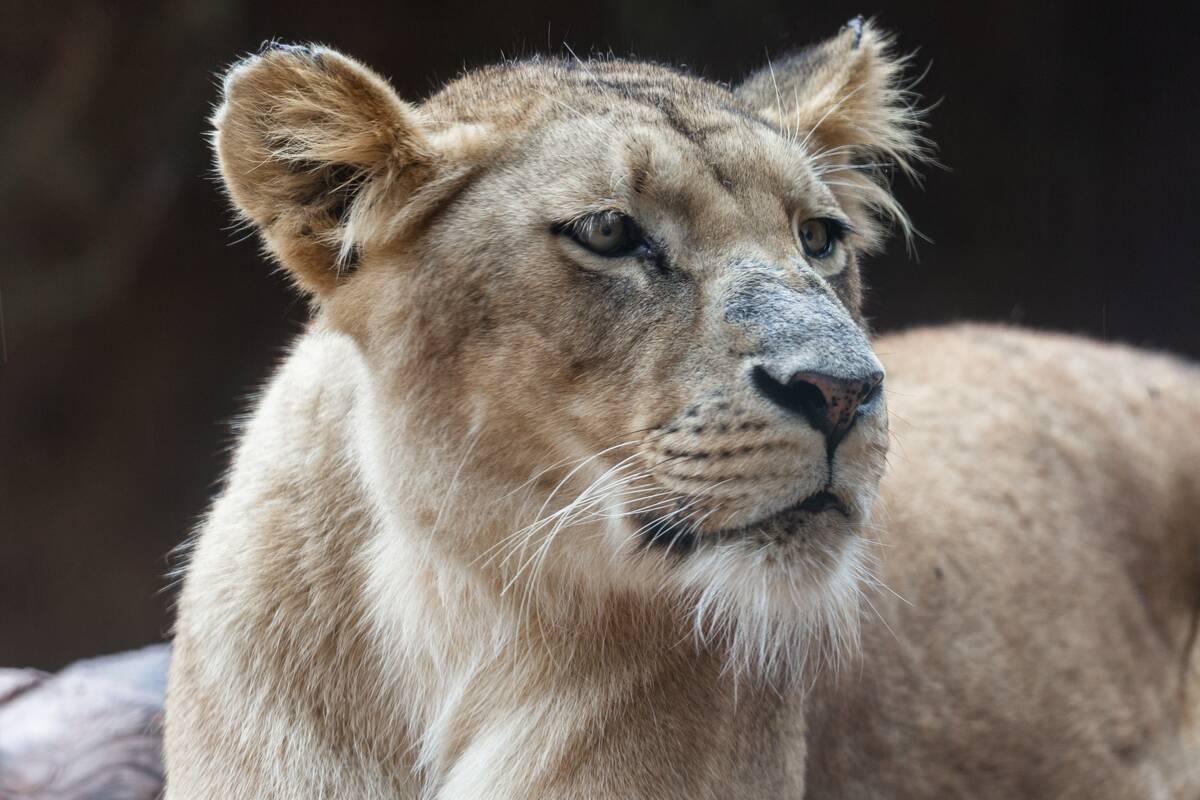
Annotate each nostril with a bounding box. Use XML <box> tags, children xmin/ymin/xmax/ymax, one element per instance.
<box><xmin>791</xmin><ymin>380</ymin><xmax>829</xmax><ymax>417</ymax></box>
<box><xmin>861</xmin><ymin>372</ymin><xmax>885</xmax><ymax>407</ymax></box>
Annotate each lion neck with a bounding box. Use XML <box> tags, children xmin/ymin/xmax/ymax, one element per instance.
<box><xmin>213</xmin><ymin>324</ymin><xmax>807</xmax><ymax>794</ymax></box>
<box><xmin>358</xmin><ymin>522</ymin><xmax>804</xmax><ymax>795</ymax></box>
<box><xmin>318</xmin><ymin>332</ymin><xmax>807</xmax><ymax>793</ymax></box>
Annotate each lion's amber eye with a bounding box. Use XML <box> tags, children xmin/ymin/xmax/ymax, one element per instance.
<box><xmin>795</xmin><ymin>218</ymin><xmax>835</xmax><ymax>259</ymax></box>
<box><xmin>585</xmin><ymin>216</ymin><xmax>626</xmax><ymax>252</ymax></box>
<box><xmin>566</xmin><ymin>212</ymin><xmax>646</xmax><ymax>258</ymax></box>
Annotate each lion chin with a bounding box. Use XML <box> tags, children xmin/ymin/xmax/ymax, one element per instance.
<box><xmin>620</xmin><ymin>481</ymin><xmax>878</xmax><ymax>680</ymax></box>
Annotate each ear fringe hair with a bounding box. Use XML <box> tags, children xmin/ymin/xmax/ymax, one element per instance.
<box><xmin>809</xmin><ymin>25</ymin><xmax>937</xmax><ymax>254</ymax></box>
<box><xmin>741</xmin><ymin>19</ymin><xmax>939</xmax><ymax>255</ymax></box>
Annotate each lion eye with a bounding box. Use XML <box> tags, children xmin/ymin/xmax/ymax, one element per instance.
<box><xmin>795</xmin><ymin>218</ymin><xmax>836</xmax><ymax>259</ymax></box>
<box><xmin>566</xmin><ymin>212</ymin><xmax>646</xmax><ymax>258</ymax></box>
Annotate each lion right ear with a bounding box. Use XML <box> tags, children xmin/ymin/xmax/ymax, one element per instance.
<box><xmin>736</xmin><ymin>18</ymin><xmax>931</xmax><ymax>251</ymax></box>
<box><xmin>214</xmin><ymin>44</ymin><xmax>437</xmax><ymax>296</ymax></box>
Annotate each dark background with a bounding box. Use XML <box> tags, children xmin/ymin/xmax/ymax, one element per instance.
<box><xmin>2</xmin><ymin>0</ymin><xmax>1198</xmax><ymax>670</ymax></box>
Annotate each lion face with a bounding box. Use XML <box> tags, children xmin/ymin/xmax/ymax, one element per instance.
<box><xmin>214</xmin><ymin>24</ymin><xmax>925</xmax><ymax>672</ymax></box>
<box><xmin>424</xmin><ymin>91</ymin><xmax>889</xmax><ymax>536</ymax></box>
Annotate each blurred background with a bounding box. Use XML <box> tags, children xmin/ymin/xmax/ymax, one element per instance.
<box><xmin>2</xmin><ymin>0</ymin><xmax>1198</xmax><ymax>670</ymax></box>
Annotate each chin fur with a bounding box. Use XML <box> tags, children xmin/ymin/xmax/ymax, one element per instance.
<box><xmin>662</xmin><ymin>529</ymin><xmax>872</xmax><ymax>684</ymax></box>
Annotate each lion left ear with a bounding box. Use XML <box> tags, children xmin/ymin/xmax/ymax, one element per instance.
<box><xmin>736</xmin><ymin>17</ymin><xmax>932</xmax><ymax>249</ymax></box>
<box><xmin>213</xmin><ymin>43</ymin><xmax>439</xmax><ymax>297</ymax></box>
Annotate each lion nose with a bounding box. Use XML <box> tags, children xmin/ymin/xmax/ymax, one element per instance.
<box><xmin>751</xmin><ymin>366</ymin><xmax>884</xmax><ymax>448</ymax></box>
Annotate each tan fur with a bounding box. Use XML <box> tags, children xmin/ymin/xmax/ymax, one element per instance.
<box><xmin>807</xmin><ymin>326</ymin><xmax>1200</xmax><ymax>798</ymax></box>
<box><xmin>165</xmin><ymin>22</ymin><xmax>1200</xmax><ymax>799</ymax></box>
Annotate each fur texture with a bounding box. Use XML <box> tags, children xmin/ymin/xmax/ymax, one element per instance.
<box><xmin>165</xmin><ymin>20</ymin><xmax>1200</xmax><ymax>799</ymax></box>
<box><xmin>806</xmin><ymin>326</ymin><xmax>1200</xmax><ymax>798</ymax></box>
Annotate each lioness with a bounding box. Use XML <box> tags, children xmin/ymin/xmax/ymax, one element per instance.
<box><xmin>165</xmin><ymin>20</ymin><xmax>1200</xmax><ymax>798</ymax></box>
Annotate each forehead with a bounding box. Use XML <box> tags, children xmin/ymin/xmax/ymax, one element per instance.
<box><xmin>429</xmin><ymin>60</ymin><xmax>794</xmax><ymax>164</ymax></box>
<box><xmin>427</xmin><ymin>59</ymin><xmax>830</xmax><ymax>212</ymax></box>
<box><xmin>427</xmin><ymin>58</ymin><xmax>753</xmax><ymax>124</ymax></box>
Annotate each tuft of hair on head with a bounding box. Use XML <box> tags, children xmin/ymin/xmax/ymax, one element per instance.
<box><xmin>735</xmin><ymin>16</ymin><xmax>936</xmax><ymax>253</ymax></box>
<box><xmin>211</xmin><ymin>43</ymin><xmax>439</xmax><ymax>297</ymax></box>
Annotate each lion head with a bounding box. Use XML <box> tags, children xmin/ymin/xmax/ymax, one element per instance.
<box><xmin>213</xmin><ymin>19</ymin><xmax>927</xmax><ymax>676</ymax></box>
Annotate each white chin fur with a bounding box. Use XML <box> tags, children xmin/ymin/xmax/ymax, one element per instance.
<box><xmin>660</xmin><ymin>531</ymin><xmax>871</xmax><ymax>683</ymax></box>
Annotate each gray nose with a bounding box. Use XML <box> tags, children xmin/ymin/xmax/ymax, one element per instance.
<box><xmin>752</xmin><ymin>366</ymin><xmax>884</xmax><ymax>449</ymax></box>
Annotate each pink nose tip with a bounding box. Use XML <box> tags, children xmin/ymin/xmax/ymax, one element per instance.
<box><xmin>751</xmin><ymin>365</ymin><xmax>884</xmax><ymax>448</ymax></box>
<box><xmin>787</xmin><ymin>370</ymin><xmax>884</xmax><ymax>441</ymax></box>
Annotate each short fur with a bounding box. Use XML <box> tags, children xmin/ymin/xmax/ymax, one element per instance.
<box><xmin>166</xmin><ymin>21</ymin><xmax>1200</xmax><ymax>798</ymax></box>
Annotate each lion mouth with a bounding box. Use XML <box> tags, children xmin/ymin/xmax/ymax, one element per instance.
<box><xmin>793</xmin><ymin>490</ymin><xmax>849</xmax><ymax>516</ymax></box>
<box><xmin>736</xmin><ymin>489</ymin><xmax>851</xmax><ymax>531</ymax></box>
<box><xmin>638</xmin><ymin>490</ymin><xmax>850</xmax><ymax>554</ymax></box>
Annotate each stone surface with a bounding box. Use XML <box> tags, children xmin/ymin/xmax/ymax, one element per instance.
<box><xmin>0</xmin><ymin>645</ymin><xmax>169</xmax><ymax>799</ymax></box>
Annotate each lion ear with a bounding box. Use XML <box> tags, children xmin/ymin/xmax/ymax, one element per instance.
<box><xmin>213</xmin><ymin>44</ymin><xmax>437</xmax><ymax>296</ymax></box>
<box><xmin>736</xmin><ymin>18</ymin><xmax>931</xmax><ymax>249</ymax></box>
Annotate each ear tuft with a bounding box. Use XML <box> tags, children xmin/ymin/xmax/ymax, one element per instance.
<box><xmin>214</xmin><ymin>45</ymin><xmax>436</xmax><ymax>296</ymax></box>
<box><xmin>737</xmin><ymin>19</ymin><xmax>935</xmax><ymax>253</ymax></box>
<box><xmin>256</xmin><ymin>40</ymin><xmax>317</xmax><ymax>57</ymax></box>
<box><xmin>846</xmin><ymin>14</ymin><xmax>865</xmax><ymax>48</ymax></box>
